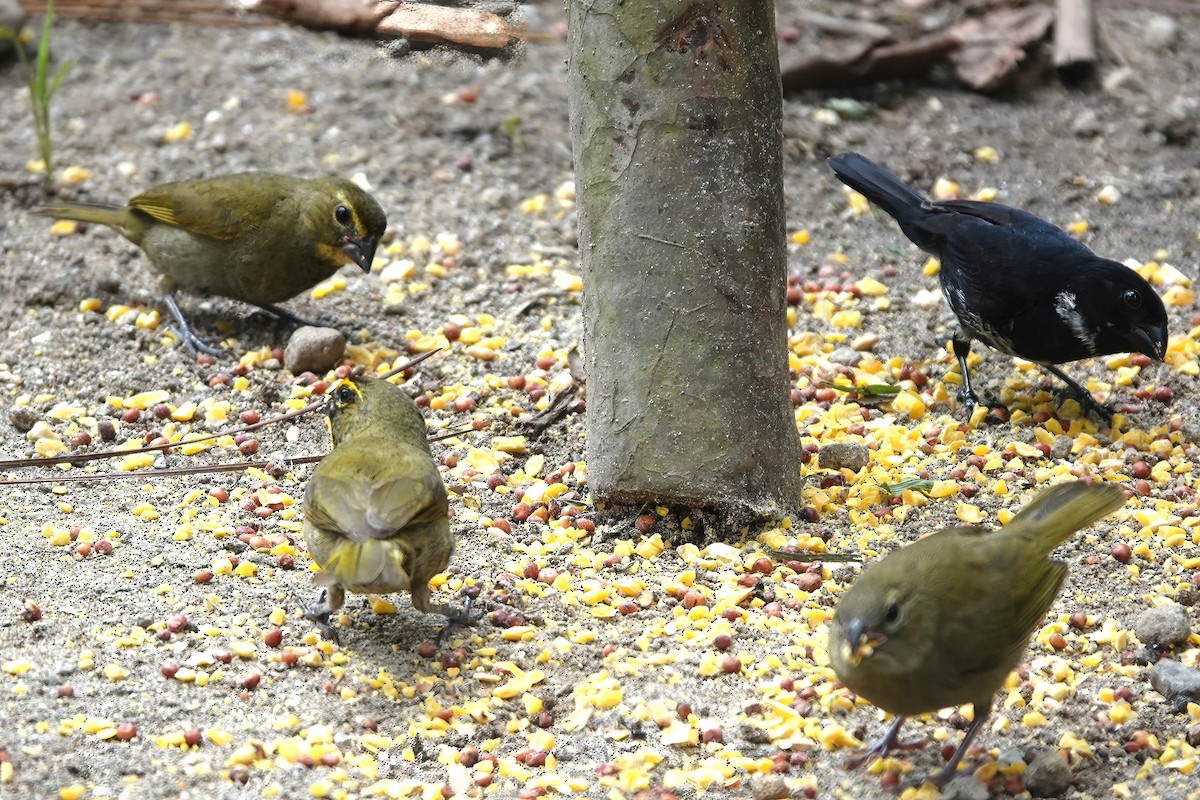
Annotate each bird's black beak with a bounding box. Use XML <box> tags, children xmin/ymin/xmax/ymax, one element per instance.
<box><xmin>342</xmin><ymin>234</ymin><xmax>379</xmax><ymax>273</ymax></box>
<box><xmin>1130</xmin><ymin>320</ymin><xmax>1169</xmax><ymax>361</ymax></box>
<box><xmin>840</xmin><ymin>618</ymin><xmax>885</xmax><ymax>667</ymax></box>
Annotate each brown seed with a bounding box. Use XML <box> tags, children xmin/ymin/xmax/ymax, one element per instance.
<box><xmin>319</xmin><ymin>752</ymin><xmax>341</xmax><ymax>767</ymax></box>
<box><xmin>280</xmin><ymin>649</ymin><xmax>299</xmax><ymax>665</ymax></box>
<box><xmin>1111</xmin><ymin>543</ymin><xmax>1133</xmax><ymax>563</ymax></box>
<box><xmin>1049</xmin><ymin>633</ymin><xmax>1067</xmax><ymax>651</ymax></box>
<box><xmin>525</xmin><ymin>750</ymin><xmax>548</xmax><ymax>768</ymax></box>
<box><xmin>713</xmin><ymin>634</ymin><xmax>733</xmax><ymax>651</ymax></box>
<box><xmin>70</xmin><ymin>430</ymin><xmax>91</xmax><ymax>447</ymax></box>
<box><xmin>264</xmin><ymin>627</ymin><xmax>283</xmax><ymax>647</ymax></box>
<box><xmin>719</xmin><ymin>655</ymin><xmax>742</xmax><ymax>673</ymax></box>
<box><xmin>512</xmin><ymin>503</ymin><xmax>532</xmax><ymax>522</ymax></box>
<box><xmin>57</xmin><ymin>684</ymin><xmax>73</xmax><ymax>698</ymax></box>
<box><xmin>460</xmin><ymin>746</ymin><xmax>480</xmax><ymax>767</ymax></box>
<box><xmin>751</xmin><ymin>557</ymin><xmax>774</xmax><ymax>575</ymax></box>
<box><xmin>1153</xmin><ymin>386</ymin><xmax>1173</xmax><ymax>403</ymax></box>
<box><xmin>794</xmin><ymin>572</ymin><xmax>822</xmax><ymax>592</ymax></box>
<box><xmin>98</xmin><ymin>419</ymin><xmax>117</xmax><ymax>441</ymax></box>
<box><xmin>115</xmin><ymin>722</ymin><xmax>137</xmax><ymax>741</ymax></box>
<box><xmin>275</xmin><ymin>554</ymin><xmax>294</xmax><ymax>569</ymax></box>
<box><xmin>702</xmin><ymin>726</ymin><xmax>724</xmax><ymax>743</ymax></box>
<box><xmin>160</xmin><ymin>662</ymin><xmax>180</xmax><ymax>679</ymax></box>
<box><xmin>418</xmin><ymin>641</ymin><xmax>437</xmax><ymax>659</ymax></box>
<box><xmin>1131</xmin><ymin>461</ymin><xmax>1151</xmax><ymax>479</ymax></box>
<box><xmin>241</xmin><ymin>672</ymin><xmax>262</xmax><ymax>690</ymax></box>
<box><xmin>239</xmin><ymin>439</ymin><xmax>259</xmax><ymax>456</ymax></box>
<box><xmin>239</xmin><ymin>410</ymin><xmax>261</xmax><ymax>425</ymax></box>
<box><xmin>184</xmin><ymin>729</ymin><xmax>203</xmax><ymax>747</ymax></box>
<box><xmin>682</xmin><ymin>590</ymin><xmax>706</xmax><ymax>609</ymax></box>
<box><xmin>121</xmin><ymin>408</ymin><xmax>140</xmax><ymax>423</ymax></box>
<box><xmin>507</xmin><ymin>375</ymin><xmax>527</xmax><ymax>390</ymax></box>
<box><xmin>22</xmin><ymin>601</ymin><xmax>40</xmax><ymax>622</ymax></box>
<box><xmin>634</xmin><ymin>514</ymin><xmax>656</xmax><ymax>533</ymax></box>
<box><xmin>1069</xmin><ymin>612</ymin><xmax>1088</xmax><ymax>630</ymax></box>
<box><xmin>536</xmin><ymin>711</ymin><xmax>553</xmax><ymax>728</ymax></box>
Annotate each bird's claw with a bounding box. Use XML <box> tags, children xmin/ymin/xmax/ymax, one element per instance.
<box><xmin>295</xmin><ymin>591</ymin><xmax>340</xmax><ymax>644</ymax></box>
<box><xmin>843</xmin><ymin>734</ymin><xmax>929</xmax><ymax>769</ymax></box>
<box><xmin>434</xmin><ymin>595</ymin><xmax>481</xmax><ymax>643</ymax></box>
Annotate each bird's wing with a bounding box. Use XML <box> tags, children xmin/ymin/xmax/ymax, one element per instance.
<box><xmin>128</xmin><ymin>174</ymin><xmax>289</xmax><ymax>241</ymax></box>
<box><xmin>305</xmin><ymin>461</ymin><xmax>446</xmax><ymax>543</ymax></box>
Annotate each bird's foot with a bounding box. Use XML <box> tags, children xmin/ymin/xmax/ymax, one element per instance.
<box><xmin>1070</xmin><ymin>392</ymin><xmax>1114</xmax><ymax>426</ymax></box>
<box><xmin>433</xmin><ymin>594</ymin><xmax>481</xmax><ymax>643</ymax></box>
<box><xmin>955</xmin><ymin>386</ymin><xmax>1007</xmax><ymax>423</ymax></box>
<box><xmin>295</xmin><ymin>591</ymin><xmax>340</xmax><ymax>644</ymax></box>
<box><xmin>256</xmin><ymin>303</ymin><xmax>328</xmax><ymax>330</ymax></box>
<box><xmin>844</xmin><ymin>716</ymin><xmax>926</xmax><ymax>769</ymax></box>
<box><xmin>844</xmin><ymin>734</ymin><xmax>929</xmax><ymax>769</ymax></box>
<box><xmin>162</xmin><ymin>295</ymin><xmax>224</xmax><ymax>357</ymax></box>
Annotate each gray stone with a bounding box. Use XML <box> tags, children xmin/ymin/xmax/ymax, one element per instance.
<box><xmin>1049</xmin><ymin>435</ymin><xmax>1072</xmax><ymax>461</ymax></box>
<box><xmin>1024</xmin><ymin>750</ymin><xmax>1072</xmax><ymax>798</ymax></box>
<box><xmin>9</xmin><ymin>406</ymin><xmax>37</xmax><ymax>433</ymax></box>
<box><xmin>1145</xmin><ymin>14</ymin><xmax>1180</xmax><ymax>51</ymax></box>
<box><xmin>1148</xmin><ymin>659</ymin><xmax>1200</xmax><ymax>702</ymax></box>
<box><xmin>818</xmin><ymin>442</ymin><xmax>869</xmax><ymax>472</ymax></box>
<box><xmin>1134</xmin><ymin>603</ymin><xmax>1192</xmax><ymax>647</ymax></box>
<box><xmin>1071</xmin><ymin>109</ymin><xmax>1101</xmax><ymax>137</ymax></box>
<box><xmin>939</xmin><ymin>775</ymin><xmax>989</xmax><ymax>800</ymax></box>
<box><xmin>284</xmin><ymin>326</ymin><xmax>346</xmax><ymax>375</ymax></box>
<box><xmin>827</xmin><ymin>346</ymin><xmax>862</xmax><ymax>366</ymax></box>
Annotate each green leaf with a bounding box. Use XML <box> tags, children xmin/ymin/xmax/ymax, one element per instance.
<box><xmin>876</xmin><ymin>477</ymin><xmax>935</xmax><ymax>497</ymax></box>
<box><xmin>818</xmin><ymin>381</ymin><xmax>900</xmax><ymax>396</ymax></box>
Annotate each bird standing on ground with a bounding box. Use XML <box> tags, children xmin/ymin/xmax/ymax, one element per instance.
<box><xmin>828</xmin><ymin>152</ymin><xmax>1168</xmax><ymax>422</ymax></box>
<box><xmin>301</xmin><ymin>375</ymin><xmax>461</xmax><ymax>641</ymax></box>
<box><xmin>828</xmin><ymin>480</ymin><xmax>1126</xmax><ymax>785</ymax></box>
<box><xmin>41</xmin><ymin>173</ymin><xmax>386</xmax><ymax>354</ymax></box>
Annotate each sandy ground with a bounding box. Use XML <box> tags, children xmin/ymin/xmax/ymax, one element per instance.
<box><xmin>1</xmin><ymin>3</ymin><xmax>1200</xmax><ymax>800</ymax></box>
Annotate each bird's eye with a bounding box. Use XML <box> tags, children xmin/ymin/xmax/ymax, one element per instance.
<box><xmin>335</xmin><ymin>205</ymin><xmax>352</xmax><ymax>226</ymax></box>
<box><xmin>336</xmin><ymin>385</ymin><xmax>355</xmax><ymax>404</ymax></box>
<box><xmin>883</xmin><ymin>602</ymin><xmax>901</xmax><ymax>625</ymax></box>
<box><xmin>1122</xmin><ymin>289</ymin><xmax>1142</xmax><ymax>308</ymax></box>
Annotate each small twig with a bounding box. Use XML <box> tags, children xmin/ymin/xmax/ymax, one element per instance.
<box><xmin>0</xmin><ymin>349</ymin><xmax>442</xmax><ymax>472</ymax></box>
<box><xmin>0</xmin><ymin>454</ymin><xmax>327</xmax><ymax>486</ymax></box>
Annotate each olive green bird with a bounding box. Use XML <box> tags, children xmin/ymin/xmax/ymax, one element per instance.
<box><xmin>301</xmin><ymin>375</ymin><xmax>462</xmax><ymax>642</ymax></box>
<box><xmin>829</xmin><ymin>481</ymin><xmax>1125</xmax><ymax>785</ymax></box>
<box><xmin>40</xmin><ymin>173</ymin><xmax>386</xmax><ymax>354</ymax></box>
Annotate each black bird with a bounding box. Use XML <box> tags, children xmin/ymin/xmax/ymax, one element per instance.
<box><xmin>828</xmin><ymin>152</ymin><xmax>1169</xmax><ymax>421</ymax></box>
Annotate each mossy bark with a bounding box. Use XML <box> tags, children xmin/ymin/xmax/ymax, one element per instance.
<box><xmin>567</xmin><ymin>0</ymin><xmax>800</xmax><ymax>514</ymax></box>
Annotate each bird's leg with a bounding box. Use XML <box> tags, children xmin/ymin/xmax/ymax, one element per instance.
<box><xmin>844</xmin><ymin>716</ymin><xmax>926</xmax><ymax>768</ymax></box>
<box><xmin>162</xmin><ymin>294</ymin><xmax>223</xmax><ymax>357</ymax></box>
<box><xmin>1041</xmin><ymin>364</ymin><xmax>1114</xmax><ymax>424</ymax></box>
<box><xmin>932</xmin><ymin>709</ymin><xmax>990</xmax><ymax>786</ymax></box>
<box><xmin>950</xmin><ymin>336</ymin><xmax>983</xmax><ymax>408</ymax></box>
<box><xmin>296</xmin><ymin>586</ymin><xmax>345</xmax><ymax>644</ymax></box>
<box><xmin>255</xmin><ymin>303</ymin><xmax>325</xmax><ymax>330</ymax></box>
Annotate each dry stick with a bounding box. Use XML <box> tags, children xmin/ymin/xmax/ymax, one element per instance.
<box><xmin>0</xmin><ymin>455</ymin><xmax>326</xmax><ymax>485</ymax></box>
<box><xmin>1054</xmin><ymin>0</ymin><xmax>1098</xmax><ymax>73</ymax></box>
<box><xmin>0</xmin><ymin>349</ymin><xmax>442</xmax><ymax>472</ymax></box>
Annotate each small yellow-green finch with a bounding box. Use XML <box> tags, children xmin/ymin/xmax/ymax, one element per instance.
<box><xmin>40</xmin><ymin>173</ymin><xmax>386</xmax><ymax>353</ymax></box>
<box><xmin>301</xmin><ymin>375</ymin><xmax>460</xmax><ymax>641</ymax></box>
<box><xmin>829</xmin><ymin>481</ymin><xmax>1125</xmax><ymax>784</ymax></box>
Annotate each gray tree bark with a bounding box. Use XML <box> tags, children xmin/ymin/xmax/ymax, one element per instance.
<box><xmin>567</xmin><ymin>0</ymin><xmax>800</xmax><ymax>514</ymax></box>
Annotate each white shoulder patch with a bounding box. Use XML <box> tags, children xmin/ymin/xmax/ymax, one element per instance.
<box><xmin>1054</xmin><ymin>291</ymin><xmax>1095</xmax><ymax>355</ymax></box>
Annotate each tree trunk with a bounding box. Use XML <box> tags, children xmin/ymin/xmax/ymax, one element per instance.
<box><xmin>567</xmin><ymin>0</ymin><xmax>800</xmax><ymax>515</ymax></box>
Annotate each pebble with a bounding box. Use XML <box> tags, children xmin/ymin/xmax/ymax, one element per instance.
<box><xmin>1071</xmin><ymin>108</ymin><xmax>1101</xmax><ymax>137</ymax></box>
<box><xmin>1023</xmin><ymin>750</ymin><xmax>1072</xmax><ymax>798</ymax></box>
<box><xmin>940</xmin><ymin>775</ymin><xmax>989</xmax><ymax>800</ymax></box>
<box><xmin>10</xmin><ymin>406</ymin><xmax>39</xmax><ymax>433</ymax></box>
<box><xmin>1144</xmin><ymin>14</ymin><xmax>1180</xmax><ymax>51</ymax></box>
<box><xmin>284</xmin><ymin>326</ymin><xmax>346</xmax><ymax>374</ymax></box>
<box><xmin>1148</xmin><ymin>659</ymin><xmax>1200</xmax><ymax>703</ymax></box>
<box><xmin>827</xmin><ymin>346</ymin><xmax>862</xmax><ymax>366</ymax></box>
<box><xmin>1049</xmin><ymin>435</ymin><xmax>1073</xmax><ymax>461</ymax></box>
<box><xmin>818</xmin><ymin>442</ymin><xmax>869</xmax><ymax>472</ymax></box>
<box><xmin>1133</xmin><ymin>603</ymin><xmax>1192</xmax><ymax>647</ymax></box>
<box><xmin>748</xmin><ymin>776</ymin><xmax>789</xmax><ymax>800</ymax></box>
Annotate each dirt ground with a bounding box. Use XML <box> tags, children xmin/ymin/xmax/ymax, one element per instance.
<box><xmin>1</xmin><ymin>3</ymin><xmax>1199</xmax><ymax>799</ymax></box>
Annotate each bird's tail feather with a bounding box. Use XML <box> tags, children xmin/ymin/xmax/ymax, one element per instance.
<box><xmin>1007</xmin><ymin>482</ymin><xmax>1126</xmax><ymax>552</ymax></box>
<box><xmin>827</xmin><ymin>152</ymin><xmax>928</xmax><ymax>223</ymax></box>
<box><xmin>39</xmin><ymin>202</ymin><xmax>129</xmax><ymax>227</ymax></box>
<box><xmin>316</xmin><ymin>539</ymin><xmax>413</xmax><ymax>593</ymax></box>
